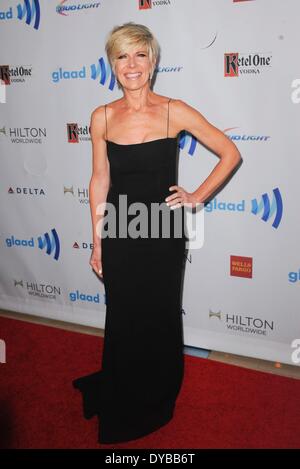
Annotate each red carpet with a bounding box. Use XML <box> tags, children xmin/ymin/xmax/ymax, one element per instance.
<box><xmin>0</xmin><ymin>315</ymin><xmax>299</xmax><ymax>449</ymax></box>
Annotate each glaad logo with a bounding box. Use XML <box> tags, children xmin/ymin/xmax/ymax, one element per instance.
<box><xmin>90</xmin><ymin>57</ymin><xmax>116</xmax><ymax>90</ymax></box>
<box><xmin>5</xmin><ymin>229</ymin><xmax>60</xmax><ymax>261</ymax></box>
<box><xmin>291</xmin><ymin>79</ymin><xmax>300</xmax><ymax>104</ymax></box>
<box><xmin>205</xmin><ymin>188</ymin><xmax>283</xmax><ymax>229</ymax></box>
<box><xmin>251</xmin><ymin>187</ymin><xmax>283</xmax><ymax>229</ymax></box>
<box><xmin>291</xmin><ymin>339</ymin><xmax>300</xmax><ymax>365</ymax></box>
<box><xmin>56</xmin><ymin>1</ymin><xmax>101</xmax><ymax>16</ymax></box>
<box><xmin>17</xmin><ymin>0</ymin><xmax>41</xmax><ymax>30</ymax></box>
<box><xmin>288</xmin><ymin>268</ymin><xmax>300</xmax><ymax>284</ymax></box>
<box><xmin>52</xmin><ymin>58</ymin><xmax>116</xmax><ymax>90</ymax></box>
<box><xmin>38</xmin><ymin>229</ymin><xmax>60</xmax><ymax>260</ymax></box>
<box><xmin>0</xmin><ymin>339</ymin><xmax>6</xmax><ymax>364</ymax></box>
<box><xmin>178</xmin><ymin>132</ymin><xmax>198</xmax><ymax>156</ymax></box>
<box><xmin>69</xmin><ymin>290</ymin><xmax>104</xmax><ymax>303</ymax></box>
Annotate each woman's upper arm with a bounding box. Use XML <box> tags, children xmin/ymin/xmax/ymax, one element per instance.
<box><xmin>172</xmin><ymin>99</ymin><xmax>241</xmax><ymax>159</ymax></box>
<box><xmin>90</xmin><ymin>106</ymin><xmax>110</xmax><ymax>180</ymax></box>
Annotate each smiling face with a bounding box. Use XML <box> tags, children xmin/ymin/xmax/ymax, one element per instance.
<box><xmin>113</xmin><ymin>45</ymin><xmax>156</xmax><ymax>89</ymax></box>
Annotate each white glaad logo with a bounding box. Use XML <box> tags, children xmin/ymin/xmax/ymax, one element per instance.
<box><xmin>0</xmin><ymin>339</ymin><xmax>6</xmax><ymax>363</ymax></box>
<box><xmin>291</xmin><ymin>339</ymin><xmax>300</xmax><ymax>364</ymax></box>
<box><xmin>0</xmin><ymin>79</ymin><xmax>6</xmax><ymax>103</ymax></box>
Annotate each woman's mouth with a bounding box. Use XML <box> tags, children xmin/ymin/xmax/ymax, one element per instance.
<box><xmin>124</xmin><ymin>73</ymin><xmax>142</xmax><ymax>80</ymax></box>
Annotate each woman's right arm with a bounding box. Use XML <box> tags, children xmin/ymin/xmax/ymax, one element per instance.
<box><xmin>89</xmin><ymin>107</ymin><xmax>110</xmax><ymax>274</ymax></box>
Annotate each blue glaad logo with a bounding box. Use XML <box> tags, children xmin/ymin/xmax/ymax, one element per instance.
<box><xmin>178</xmin><ymin>131</ymin><xmax>198</xmax><ymax>156</ymax></box>
<box><xmin>38</xmin><ymin>228</ymin><xmax>60</xmax><ymax>260</ymax></box>
<box><xmin>51</xmin><ymin>57</ymin><xmax>116</xmax><ymax>90</ymax></box>
<box><xmin>251</xmin><ymin>187</ymin><xmax>283</xmax><ymax>229</ymax></box>
<box><xmin>69</xmin><ymin>290</ymin><xmax>104</xmax><ymax>303</ymax></box>
<box><xmin>5</xmin><ymin>228</ymin><xmax>60</xmax><ymax>260</ymax></box>
<box><xmin>17</xmin><ymin>0</ymin><xmax>40</xmax><ymax>30</ymax></box>
<box><xmin>90</xmin><ymin>57</ymin><xmax>116</xmax><ymax>90</ymax></box>
<box><xmin>204</xmin><ymin>188</ymin><xmax>283</xmax><ymax>229</ymax></box>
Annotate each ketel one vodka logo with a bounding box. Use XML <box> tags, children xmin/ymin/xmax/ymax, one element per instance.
<box><xmin>139</xmin><ymin>0</ymin><xmax>152</xmax><ymax>9</ymax></box>
<box><xmin>224</xmin><ymin>52</ymin><xmax>272</xmax><ymax>76</ymax></box>
<box><xmin>67</xmin><ymin>123</ymin><xmax>90</xmax><ymax>143</ymax></box>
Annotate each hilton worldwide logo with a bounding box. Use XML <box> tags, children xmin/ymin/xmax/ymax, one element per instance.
<box><xmin>209</xmin><ymin>309</ymin><xmax>274</xmax><ymax>336</ymax></box>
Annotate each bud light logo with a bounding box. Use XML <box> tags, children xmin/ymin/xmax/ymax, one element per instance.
<box><xmin>251</xmin><ymin>188</ymin><xmax>283</xmax><ymax>229</ymax></box>
<box><xmin>17</xmin><ymin>0</ymin><xmax>41</xmax><ymax>30</ymax></box>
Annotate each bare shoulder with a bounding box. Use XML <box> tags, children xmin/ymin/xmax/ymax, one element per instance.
<box><xmin>170</xmin><ymin>98</ymin><xmax>198</xmax><ymax>115</ymax></box>
<box><xmin>89</xmin><ymin>100</ymin><xmax>119</xmax><ymax>140</ymax></box>
<box><xmin>170</xmin><ymin>98</ymin><xmax>213</xmax><ymax>131</ymax></box>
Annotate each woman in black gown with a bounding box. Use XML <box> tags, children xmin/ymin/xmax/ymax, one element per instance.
<box><xmin>73</xmin><ymin>22</ymin><xmax>241</xmax><ymax>444</ymax></box>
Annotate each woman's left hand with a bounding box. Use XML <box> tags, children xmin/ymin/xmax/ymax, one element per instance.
<box><xmin>165</xmin><ymin>185</ymin><xmax>200</xmax><ymax>209</ymax></box>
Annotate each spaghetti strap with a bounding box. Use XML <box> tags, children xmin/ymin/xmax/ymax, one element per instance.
<box><xmin>104</xmin><ymin>104</ymin><xmax>108</xmax><ymax>141</ymax></box>
<box><xmin>167</xmin><ymin>98</ymin><xmax>171</xmax><ymax>138</ymax></box>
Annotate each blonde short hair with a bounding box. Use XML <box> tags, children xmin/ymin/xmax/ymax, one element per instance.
<box><xmin>105</xmin><ymin>22</ymin><xmax>160</xmax><ymax>76</ymax></box>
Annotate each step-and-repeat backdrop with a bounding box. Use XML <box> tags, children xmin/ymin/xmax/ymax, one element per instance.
<box><xmin>1</xmin><ymin>0</ymin><xmax>299</xmax><ymax>366</ymax></box>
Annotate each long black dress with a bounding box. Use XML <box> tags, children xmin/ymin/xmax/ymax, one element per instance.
<box><xmin>73</xmin><ymin>98</ymin><xmax>187</xmax><ymax>444</ymax></box>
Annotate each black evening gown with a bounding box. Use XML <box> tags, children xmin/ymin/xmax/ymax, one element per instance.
<box><xmin>73</xmin><ymin>98</ymin><xmax>187</xmax><ymax>444</ymax></box>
